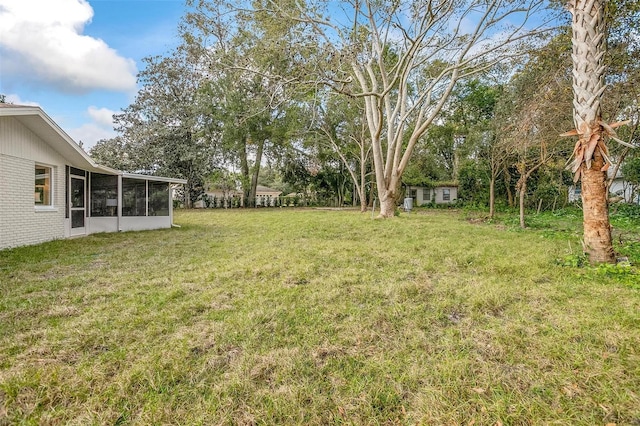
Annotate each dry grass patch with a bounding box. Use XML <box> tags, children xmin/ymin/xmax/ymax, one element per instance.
<box><xmin>0</xmin><ymin>208</ymin><xmax>639</xmax><ymax>425</ymax></box>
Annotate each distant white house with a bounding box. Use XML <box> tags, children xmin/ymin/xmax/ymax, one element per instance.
<box><xmin>405</xmin><ymin>184</ymin><xmax>458</xmax><ymax>206</ymax></box>
<box><xmin>568</xmin><ymin>185</ymin><xmax>582</xmax><ymax>203</ymax></box>
<box><xmin>609</xmin><ymin>170</ymin><xmax>638</xmax><ymax>203</ymax></box>
<box><xmin>0</xmin><ymin>104</ymin><xmax>187</xmax><ymax>250</ymax></box>
<box><xmin>198</xmin><ymin>185</ymin><xmax>282</xmax><ymax>207</ymax></box>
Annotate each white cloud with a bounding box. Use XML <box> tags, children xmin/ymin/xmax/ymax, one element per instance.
<box><xmin>0</xmin><ymin>0</ymin><xmax>137</xmax><ymax>93</ymax></box>
<box><xmin>68</xmin><ymin>123</ymin><xmax>116</xmax><ymax>150</ymax></box>
<box><xmin>68</xmin><ymin>106</ymin><xmax>118</xmax><ymax>149</ymax></box>
<box><xmin>87</xmin><ymin>106</ymin><xmax>117</xmax><ymax>128</ymax></box>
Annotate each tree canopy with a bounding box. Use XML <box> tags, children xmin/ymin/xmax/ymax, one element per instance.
<box><xmin>88</xmin><ymin>0</ymin><xmax>638</xmax><ymax>222</ymax></box>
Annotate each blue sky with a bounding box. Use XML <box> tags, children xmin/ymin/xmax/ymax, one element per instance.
<box><xmin>0</xmin><ymin>0</ymin><xmax>186</xmax><ymax>150</ymax></box>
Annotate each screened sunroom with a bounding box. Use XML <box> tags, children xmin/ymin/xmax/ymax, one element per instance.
<box><xmin>66</xmin><ymin>167</ymin><xmax>185</xmax><ymax>236</ymax></box>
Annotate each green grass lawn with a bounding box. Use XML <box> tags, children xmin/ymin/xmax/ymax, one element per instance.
<box><xmin>1</xmin><ymin>209</ymin><xmax>639</xmax><ymax>425</ymax></box>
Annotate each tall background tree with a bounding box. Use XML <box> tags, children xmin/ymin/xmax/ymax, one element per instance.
<box><xmin>91</xmin><ymin>47</ymin><xmax>215</xmax><ymax>207</ymax></box>
<box><xmin>234</xmin><ymin>0</ymin><xmax>555</xmax><ymax>217</ymax></box>
<box><xmin>182</xmin><ymin>0</ymin><xmax>310</xmax><ymax>207</ymax></box>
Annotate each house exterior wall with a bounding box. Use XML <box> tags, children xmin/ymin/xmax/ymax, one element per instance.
<box><xmin>434</xmin><ymin>186</ymin><xmax>457</xmax><ymax>204</ymax></box>
<box><xmin>406</xmin><ymin>185</ymin><xmax>457</xmax><ymax>205</ymax></box>
<box><xmin>406</xmin><ymin>186</ymin><xmax>431</xmax><ymax>206</ymax></box>
<box><xmin>119</xmin><ymin>216</ymin><xmax>171</xmax><ymax>232</ymax></box>
<box><xmin>419</xmin><ymin>188</ymin><xmax>432</xmax><ymax>205</ymax></box>
<box><xmin>88</xmin><ymin>217</ymin><xmax>119</xmax><ymax>234</ymax></box>
<box><xmin>0</xmin><ymin>117</ymin><xmax>66</xmax><ymax>250</ymax></box>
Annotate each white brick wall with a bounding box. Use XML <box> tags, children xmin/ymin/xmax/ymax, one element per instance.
<box><xmin>0</xmin><ymin>115</ymin><xmax>68</xmax><ymax>250</ymax></box>
<box><xmin>0</xmin><ymin>154</ymin><xmax>66</xmax><ymax>249</ymax></box>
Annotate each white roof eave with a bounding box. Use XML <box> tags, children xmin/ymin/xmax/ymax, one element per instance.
<box><xmin>121</xmin><ymin>172</ymin><xmax>188</xmax><ymax>184</ymax></box>
<box><xmin>0</xmin><ymin>105</ymin><xmax>187</xmax><ymax>184</ymax></box>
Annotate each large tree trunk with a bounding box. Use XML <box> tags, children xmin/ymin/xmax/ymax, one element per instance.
<box><xmin>379</xmin><ymin>194</ymin><xmax>396</xmax><ymax>218</ymax></box>
<box><xmin>376</xmin><ymin>171</ymin><xmax>401</xmax><ymax>218</ymax></box>
<box><xmin>580</xmin><ymin>132</ymin><xmax>615</xmax><ymax>262</ymax></box>
<box><xmin>569</xmin><ymin>0</ymin><xmax>615</xmax><ymax>263</ymax></box>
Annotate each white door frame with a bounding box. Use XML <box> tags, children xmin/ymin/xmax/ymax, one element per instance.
<box><xmin>69</xmin><ymin>175</ymin><xmax>86</xmax><ymax>236</ymax></box>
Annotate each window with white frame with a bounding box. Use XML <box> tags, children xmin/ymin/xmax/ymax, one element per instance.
<box><xmin>442</xmin><ymin>188</ymin><xmax>451</xmax><ymax>201</ymax></box>
<box><xmin>35</xmin><ymin>165</ymin><xmax>52</xmax><ymax>206</ymax></box>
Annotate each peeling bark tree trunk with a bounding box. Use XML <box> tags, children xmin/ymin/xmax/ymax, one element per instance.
<box><xmin>376</xmin><ymin>171</ymin><xmax>405</xmax><ymax>218</ymax></box>
<box><xmin>580</xmin><ymin>132</ymin><xmax>615</xmax><ymax>262</ymax></box>
<box><xmin>569</xmin><ymin>0</ymin><xmax>615</xmax><ymax>263</ymax></box>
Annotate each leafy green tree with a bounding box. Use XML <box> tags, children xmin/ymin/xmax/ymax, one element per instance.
<box><xmin>404</xmin><ymin>79</ymin><xmax>502</xmax><ymax>211</ymax></box>
<box><xmin>206</xmin><ymin>168</ymin><xmax>240</xmax><ymax>203</ymax></box>
<box><xmin>601</xmin><ymin>1</ymin><xmax>640</xmax><ymax>197</ymax></box>
<box><xmin>458</xmin><ymin>159</ymin><xmax>491</xmax><ymax>206</ymax></box>
<box><xmin>279</xmin><ymin>150</ymin><xmax>313</xmax><ymax>196</ymax></box>
<box><xmin>493</xmin><ymin>31</ymin><xmax>573</xmax><ymax>227</ymax></box>
<box><xmin>89</xmin><ymin>136</ymin><xmax>135</xmax><ymax>171</ymax></box>
<box><xmin>183</xmin><ymin>0</ymin><xmax>307</xmax><ymax>207</ymax></box>
<box><xmin>111</xmin><ymin>47</ymin><xmax>216</xmax><ymax>207</ymax></box>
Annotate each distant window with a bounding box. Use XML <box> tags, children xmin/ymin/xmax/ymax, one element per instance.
<box><xmin>442</xmin><ymin>188</ymin><xmax>451</xmax><ymax>201</ymax></box>
<box><xmin>123</xmin><ymin>178</ymin><xmax>146</xmax><ymax>216</ymax></box>
<box><xmin>422</xmin><ymin>188</ymin><xmax>430</xmax><ymax>200</ymax></box>
<box><xmin>35</xmin><ymin>165</ymin><xmax>52</xmax><ymax>206</ymax></box>
<box><xmin>149</xmin><ymin>182</ymin><xmax>169</xmax><ymax>216</ymax></box>
<box><xmin>91</xmin><ymin>173</ymin><xmax>118</xmax><ymax>217</ymax></box>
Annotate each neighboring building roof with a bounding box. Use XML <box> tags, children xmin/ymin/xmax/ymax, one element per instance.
<box><xmin>256</xmin><ymin>185</ymin><xmax>282</xmax><ymax>194</ymax></box>
<box><xmin>406</xmin><ymin>182</ymin><xmax>459</xmax><ymax>188</ymax></box>
<box><xmin>0</xmin><ymin>105</ymin><xmax>187</xmax><ymax>184</ymax></box>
